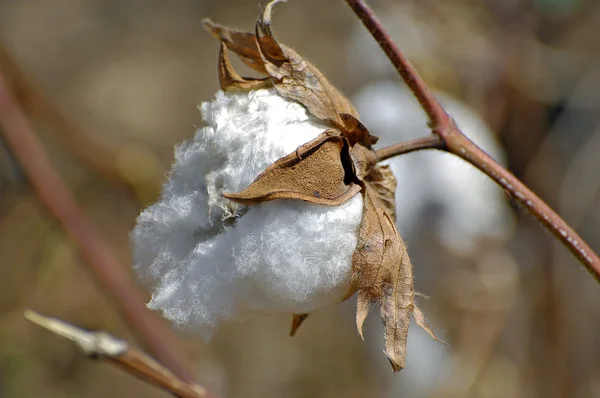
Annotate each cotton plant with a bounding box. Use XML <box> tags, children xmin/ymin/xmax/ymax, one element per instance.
<box><xmin>132</xmin><ymin>1</ymin><xmax>439</xmax><ymax>372</ymax></box>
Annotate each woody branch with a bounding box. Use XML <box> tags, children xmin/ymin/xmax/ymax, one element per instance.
<box><xmin>25</xmin><ymin>311</ymin><xmax>207</xmax><ymax>398</ymax></box>
<box><xmin>345</xmin><ymin>0</ymin><xmax>600</xmax><ymax>282</ymax></box>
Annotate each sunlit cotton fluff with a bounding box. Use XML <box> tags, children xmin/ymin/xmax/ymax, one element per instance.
<box><xmin>131</xmin><ymin>88</ymin><xmax>364</xmax><ymax>339</ymax></box>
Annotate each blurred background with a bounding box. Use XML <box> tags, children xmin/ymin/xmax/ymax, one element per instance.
<box><xmin>1</xmin><ymin>0</ymin><xmax>599</xmax><ymax>397</ymax></box>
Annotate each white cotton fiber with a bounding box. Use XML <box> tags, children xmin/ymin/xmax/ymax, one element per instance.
<box><xmin>131</xmin><ymin>88</ymin><xmax>364</xmax><ymax>339</ymax></box>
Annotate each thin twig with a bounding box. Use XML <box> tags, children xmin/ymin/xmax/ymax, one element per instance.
<box><xmin>346</xmin><ymin>0</ymin><xmax>600</xmax><ymax>282</ymax></box>
<box><xmin>25</xmin><ymin>311</ymin><xmax>206</xmax><ymax>398</ymax></box>
<box><xmin>375</xmin><ymin>134</ymin><xmax>445</xmax><ymax>162</ymax></box>
<box><xmin>343</xmin><ymin>0</ymin><xmax>450</xmax><ymax>129</ymax></box>
<box><xmin>0</xmin><ymin>70</ymin><xmax>200</xmax><ymax>382</ymax></box>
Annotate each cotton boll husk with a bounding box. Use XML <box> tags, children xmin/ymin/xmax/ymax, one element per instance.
<box><xmin>353</xmin><ymin>81</ymin><xmax>514</xmax><ymax>255</ymax></box>
<box><xmin>132</xmin><ymin>88</ymin><xmax>363</xmax><ymax>339</ymax></box>
<box><xmin>354</xmin><ymin>82</ymin><xmax>514</xmax><ymax>397</ymax></box>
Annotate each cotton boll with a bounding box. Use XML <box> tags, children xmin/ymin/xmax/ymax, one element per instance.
<box><xmin>147</xmin><ymin>195</ymin><xmax>363</xmax><ymax>340</ymax></box>
<box><xmin>353</xmin><ymin>81</ymin><xmax>514</xmax><ymax>255</ymax></box>
<box><xmin>132</xmin><ymin>88</ymin><xmax>363</xmax><ymax>339</ymax></box>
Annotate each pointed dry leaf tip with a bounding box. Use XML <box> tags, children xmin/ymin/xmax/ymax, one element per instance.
<box><xmin>355</xmin><ymin>290</ymin><xmax>371</xmax><ymax>340</ymax></box>
<box><xmin>256</xmin><ymin>0</ymin><xmax>287</xmax><ymax>66</ymax></box>
<box><xmin>413</xmin><ymin>305</ymin><xmax>444</xmax><ymax>344</ymax></box>
<box><xmin>203</xmin><ymin>1</ymin><xmax>358</xmax><ymax>124</ymax></box>
<box><xmin>218</xmin><ymin>43</ymin><xmax>271</xmax><ymax>91</ymax></box>
<box><xmin>290</xmin><ymin>313</ymin><xmax>309</xmax><ymax>336</ymax></box>
<box><xmin>223</xmin><ymin>132</ymin><xmax>362</xmax><ymax>206</ymax></box>
<box><xmin>203</xmin><ymin>18</ymin><xmax>272</xmax><ymax>74</ymax></box>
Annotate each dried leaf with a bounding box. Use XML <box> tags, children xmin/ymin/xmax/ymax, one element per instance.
<box><xmin>413</xmin><ymin>305</ymin><xmax>442</xmax><ymax>343</ymax></box>
<box><xmin>218</xmin><ymin>43</ymin><xmax>271</xmax><ymax>92</ymax></box>
<box><xmin>224</xmin><ymin>132</ymin><xmax>361</xmax><ymax>206</ymax></box>
<box><xmin>255</xmin><ymin>1</ymin><xmax>358</xmax><ymax>123</ymax></box>
<box><xmin>349</xmin><ymin>146</ymin><xmax>439</xmax><ymax>372</ymax></box>
<box><xmin>203</xmin><ymin>1</ymin><xmax>359</xmax><ymax>124</ymax></box>
<box><xmin>351</xmin><ymin>184</ymin><xmax>413</xmax><ymax>372</ymax></box>
<box><xmin>336</xmin><ymin>113</ymin><xmax>379</xmax><ymax>148</ymax></box>
<box><xmin>203</xmin><ymin>19</ymin><xmax>276</xmax><ymax>75</ymax></box>
<box><xmin>355</xmin><ymin>289</ymin><xmax>371</xmax><ymax>340</ymax></box>
<box><xmin>349</xmin><ymin>143</ymin><xmax>377</xmax><ymax>182</ymax></box>
<box><xmin>365</xmin><ymin>164</ymin><xmax>397</xmax><ymax>222</ymax></box>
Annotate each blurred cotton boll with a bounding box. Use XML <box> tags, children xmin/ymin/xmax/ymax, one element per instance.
<box><xmin>353</xmin><ymin>81</ymin><xmax>514</xmax><ymax>255</ymax></box>
<box><xmin>131</xmin><ymin>88</ymin><xmax>363</xmax><ymax>339</ymax></box>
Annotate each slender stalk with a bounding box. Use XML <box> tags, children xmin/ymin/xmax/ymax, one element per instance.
<box><xmin>25</xmin><ymin>311</ymin><xmax>206</xmax><ymax>398</ymax></box>
<box><xmin>346</xmin><ymin>0</ymin><xmax>600</xmax><ymax>282</ymax></box>
<box><xmin>344</xmin><ymin>0</ymin><xmax>450</xmax><ymax>130</ymax></box>
<box><xmin>0</xmin><ymin>70</ymin><xmax>200</xmax><ymax>382</ymax></box>
<box><xmin>375</xmin><ymin>134</ymin><xmax>445</xmax><ymax>162</ymax></box>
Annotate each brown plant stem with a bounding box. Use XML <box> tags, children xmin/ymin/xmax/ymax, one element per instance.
<box><xmin>374</xmin><ymin>134</ymin><xmax>445</xmax><ymax>162</ymax></box>
<box><xmin>0</xmin><ymin>70</ymin><xmax>199</xmax><ymax>383</ymax></box>
<box><xmin>346</xmin><ymin>0</ymin><xmax>600</xmax><ymax>282</ymax></box>
<box><xmin>25</xmin><ymin>311</ymin><xmax>206</xmax><ymax>398</ymax></box>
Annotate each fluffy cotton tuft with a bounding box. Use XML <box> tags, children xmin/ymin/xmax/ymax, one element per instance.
<box><xmin>132</xmin><ymin>88</ymin><xmax>363</xmax><ymax>339</ymax></box>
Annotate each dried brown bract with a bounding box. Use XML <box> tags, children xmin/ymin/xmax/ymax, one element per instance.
<box><xmin>349</xmin><ymin>148</ymin><xmax>442</xmax><ymax>372</ymax></box>
<box><xmin>224</xmin><ymin>131</ymin><xmax>362</xmax><ymax>206</ymax></box>
<box><xmin>204</xmin><ymin>0</ymin><xmax>440</xmax><ymax>372</ymax></box>
<box><xmin>203</xmin><ymin>0</ymin><xmax>359</xmax><ymax>130</ymax></box>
